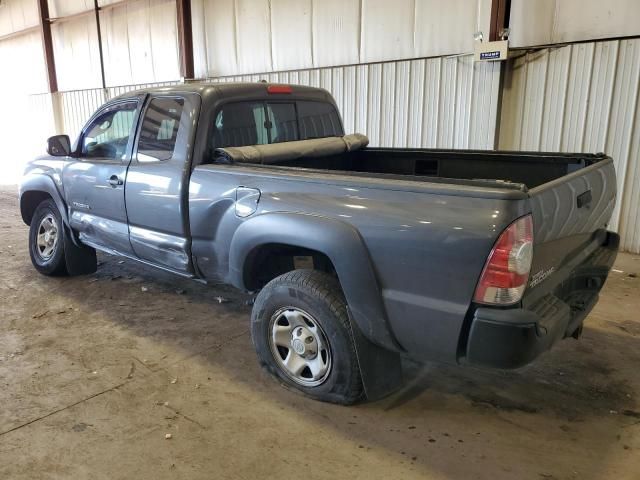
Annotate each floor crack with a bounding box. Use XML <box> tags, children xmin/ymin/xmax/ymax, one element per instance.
<box><xmin>0</xmin><ymin>381</ymin><xmax>129</xmax><ymax>438</ymax></box>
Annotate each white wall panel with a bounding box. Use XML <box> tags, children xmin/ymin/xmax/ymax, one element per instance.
<box><xmin>361</xmin><ymin>0</ymin><xmax>414</xmax><ymax>63</ymax></box>
<box><xmin>510</xmin><ymin>0</ymin><xmax>640</xmax><ymax>48</ymax></box>
<box><xmin>195</xmin><ymin>0</ymin><xmax>484</xmax><ymax>77</ymax></box>
<box><xmin>235</xmin><ymin>0</ymin><xmax>272</xmax><ymax>74</ymax></box>
<box><xmin>100</xmin><ymin>0</ymin><xmax>179</xmax><ymax>86</ymax></box>
<box><xmin>422</xmin><ymin>58</ymin><xmax>442</xmax><ymax>147</ymax></box>
<box><xmin>312</xmin><ymin>0</ymin><xmax>360</xmax><ymax>67</ymax></box>
<box><xmin>190</xmin><ymin>0</ymin><xmax>209</xmax><ymax>79</ymax></box>
<box><xmin>0</xmin><ymin>31</ymin><xmax>47</xmax><ymax>93</ymax></box>
<box><xmin>454</xmin><ymin>55</ymin><xmax>473</xmax><ymax>148</ymax></box>
<box><xmin>414</xmin><ymin>0</ymin><xmax>477</xmax><ymax>58</ymax></box>
<box><xmin>499</xmin><ymin>39</ymin><xmax>640</xmax><ymax>253</ymax></box>
<box><xmin>619</xmin><ymin>100</ymin><xmax>640</xmax><ymax>254</ymax></box>
<box><xmin>271</xmin><ymin>0</ymin><xmax>312</xmax><ymax>71</ymax></box>
<box><xmin>583</xmin><ymin>42</ymin><xmax>619</xmax><ymax>152</ymax></box>
<box><xmin>203</xmin><ymin>0</ymin><xmax>238</xmax><ymax>77</ymax></box>
<box><xmin>0</xmin><ymin>0</ymin><xmax>39</xmax><ymax>36</ymax></box>
<box><xmin>0</xmin><ymin>30</ymin><xmax>49</xmax><ymax>183</ymax></box>
<box><xmin>393</xmin><ymin>61</ymin><xmax>411</xmax><ymax>147</ymax></box>
<box><xmin>406</xmin><ymin>59</ymin><xmax>425</xmax><ymax>147</ymax></box>
<box><xmin>51</xmin><ymin>15</ymin><xmax>103</xmax><ymax>90</ymax></box>
<box><xmin>146</xmin><ymin>1</ymin><xmax>179</xmax><ymax>81</ymax></box>
<box><xmin>539</xmin><ymin>46</ymin><xmax>571</xmax><ymax>150</ymax></box>
<box><xmin>123</xmin><ymin>3</ymin><xmax>157</xmax><ymax>82</ymax></box>
<box><xmin>606</xmin><ymin>40</ymin><xmax>640</xmax><ymax>242</ymax></box>
<box><xmin>438</xmin><ymin>58</ymin><xmax>457</xmax><ymax>147</ymax></box>
<box><xmin>49</xmin><ymin>0</ymin><xmax>93</xmax><ymax>17</ymax></box>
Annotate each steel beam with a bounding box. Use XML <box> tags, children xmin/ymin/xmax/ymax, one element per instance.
<box><xmin>0</xmin><ymin>25</ymin><xmax>40</xmax><ymax>42</ymax></box>
<box><xmin>37</xmin><ymin>0</ymin><xmax>58</xmax><ymax>93</ymax></box>
<box><xmin>48</xmin><ymin>0</ymin><xmax>139</xmax><ymax>24</ymax></box>
<box><xmin>489</xmin><ymin>0</ymin><xmax>510</xmax><ymax>42</ymax></box>
<box><xmin>176</xmin><ymin>0</ymin><xmax>194</xmax><ymax>79</ymax></box>
<box><xmin>93</xmin><ymin>0</ymin><xmax>107</xmax><ymax>89</ymax></box>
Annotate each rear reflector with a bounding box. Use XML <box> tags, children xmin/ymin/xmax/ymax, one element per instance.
<box><xmin>473</xmin><ymin>214</ymin><xmax>534</xmax><ymax>305</ymax></box>
<box><xmin>267</xmin><ymin>85</ymin><xmax>293</xmax><ymax>94</ymax></box>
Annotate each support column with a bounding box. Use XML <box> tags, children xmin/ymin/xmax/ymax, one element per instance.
<box><xmin>37</xmin><ymin>0</ymin><xmax>58</xmax><ymax>93</ymax></box>
<box><xmin>94</xmin><ymin>0</ymin><xmax>107</xmax><ymax>89</ymax></box>
<box><xmin>489</xmin><ymin>0</ymin><xmax>510</xmax><ymax>41</ymax></box>
<box><xmin>489</xmin><ymin>0</ymin><xmax>512</xmax><ymax>148</ymax></box>
<box><xmin>176</xmin><ymin>0</ymin><xmax>194</xmax><ymax>80</ymax></box>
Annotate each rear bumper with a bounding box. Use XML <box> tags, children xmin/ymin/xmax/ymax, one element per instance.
<box><xmin>465</xmin><ymin>231</ymin><xmax>619</xmax><ymax>369</ymax></box>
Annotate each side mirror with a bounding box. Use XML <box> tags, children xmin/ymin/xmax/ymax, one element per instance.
<box><xmin>46</xmin><ymin>135</ymin><xmax>71</xmax><ymax>156</ymax></box>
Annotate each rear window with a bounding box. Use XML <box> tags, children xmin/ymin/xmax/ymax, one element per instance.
<box><xmin>297</xmin><ymin>101</ymin><xmax>342</xmax><ymax>139</ymax></box>
<box><xmin>211</xmin><ymin>100</ymin><xmax>342</xmax><ymax>149</ymax></box>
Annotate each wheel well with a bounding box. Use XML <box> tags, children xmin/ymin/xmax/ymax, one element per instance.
<box><xmin>20</xmin><ymin>191</ymin><xmax>53</xmax><ymax>225</ymax></box>
<box><xmin>243</xmin><ymin>243</ymin><xmax>338</xmax><ymax>291</ymax></box>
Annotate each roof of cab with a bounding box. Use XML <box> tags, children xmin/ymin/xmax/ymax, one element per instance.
<box><xmin>112</xmin><ymin>81</ymin><xmax>333</xmax><ymax>104</ymax></box>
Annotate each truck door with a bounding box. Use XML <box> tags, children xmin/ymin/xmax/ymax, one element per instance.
<box><xmin>64</xmin><ymin>98</ymin><xmax>141</xmax><ymax>255</ymax></box>
<box><xmin>124</xmin><ymin>93</ymin><xmax>200</xmax><ymax>274</ymax></box>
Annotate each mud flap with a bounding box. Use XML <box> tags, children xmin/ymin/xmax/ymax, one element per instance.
<box><xmin>63</xmin><ymin>225</ymin><xmax>97</xmax><ymax>275</ymax></box>
<box><xmin>348</xmin><ymin>314</ymin><xmax>403</xmax><ymax>401</ymax></box>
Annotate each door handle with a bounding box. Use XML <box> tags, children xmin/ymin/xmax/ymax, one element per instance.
<box><xmin>108</xmin><ymin>175</ymin><xmax>123</xmax><ymax>187</ymax></box>
<box><xmin>577</xmin><ymin>190</ymin><xmax>592</xmax><ymax>208</ymax></box>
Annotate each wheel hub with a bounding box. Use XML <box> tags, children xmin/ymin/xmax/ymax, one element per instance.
<box><xmin>36</xmin><ymin>214</ymin><xmax>59</xmax><ymax>260</ymax></box>
<box><xmin>268</xmin><ymin>307</ymin><xmax>332</xmax><ymax>387</ymax></box>
<box><xmin>291</xmin><ymin>326</ymin><xmax>318</xmax><ymax>358</ymax></box>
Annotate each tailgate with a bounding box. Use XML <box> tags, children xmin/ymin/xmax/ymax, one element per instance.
<box><xmin>524</xmin><ymin>156</ymin><xmax>617</xmax><ymax>306</ymax></box>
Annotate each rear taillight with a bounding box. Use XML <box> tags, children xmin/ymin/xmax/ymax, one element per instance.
<box><xmin>474</xmin><ymin>214</ymin><xmax>534</xmax><ymax>305</ymax></box>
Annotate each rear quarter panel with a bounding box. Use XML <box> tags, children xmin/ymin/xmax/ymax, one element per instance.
<box><xmin>189</xmin><ymin>165</ymin><xmax>529</xmax><ymax>362</ymax></box>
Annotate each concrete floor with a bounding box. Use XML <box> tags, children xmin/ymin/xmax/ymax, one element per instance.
<box><xmin>1</xmin><ymin>185</ymin><xmax>639</xmax><ymax>480</ymax></box>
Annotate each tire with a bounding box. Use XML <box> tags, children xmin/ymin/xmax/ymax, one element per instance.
<box><xmin>251</xmin><ymin>269</ymin><xmax>364</xmax><ymax>405</ymax></box>
<box><xmin>28</xmin><ymin>199</ymin><xmax>68</xmax><ymax>276</ymax></box>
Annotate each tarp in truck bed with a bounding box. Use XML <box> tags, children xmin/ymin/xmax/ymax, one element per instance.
<box><xmin>214</xmin><ymin>134</ymin><xmax>369</xmax><ymax>165</ymax></box>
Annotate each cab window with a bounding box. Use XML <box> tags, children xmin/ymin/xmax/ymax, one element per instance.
<box><xmin>211</xmin><ymin>100</ymin><xmax>342</xmax><ymax>149</ymax></box>
<box><xmin>82</xmin><ymin>101</ymin><xmax>137</xmax><ymax>160</ymax></box>
<box><xmin>266</xmin><ymin>103</ymin><xmax>298</xmax><ymax>143</ymax></box>
<box><xmin>297</xmin><ymin>101</ymin><xmax>342</xmax><ymax>139</ymax></box>
<box><xmin>136</xmin><ymin>97</ymin><xmax>185</xmax><ymax>162</ymax></box>
<box><xmin>213</xmin><ymin>102</ymin><xmax>269</xmax><ymax>148</ymax></box>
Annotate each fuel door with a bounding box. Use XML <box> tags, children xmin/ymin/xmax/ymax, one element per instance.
<box><xmin>235</xmin><ymin>187</ymin><xmax>261</xmax><ymax>217</ymax></box>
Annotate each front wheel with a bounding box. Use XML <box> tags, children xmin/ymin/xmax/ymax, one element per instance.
<box><xmin>29</xmin><ymin>199</ymin><xmax>67</xmax><ymax>276</ymax></box>
<box><xmin>251</xmin><ymin>269</ymin><xmax>364</xmax><ymax>405</ymax></box>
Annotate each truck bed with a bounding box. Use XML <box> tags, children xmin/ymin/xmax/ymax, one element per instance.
<box><xmin>264</xmin><ymin>147</ymin><xmax>606</xmax><ymax>191</ymax></box>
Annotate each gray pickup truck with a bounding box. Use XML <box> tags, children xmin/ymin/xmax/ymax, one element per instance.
<box><xmin>20</xmin><ymin>82</ymin><xmax>618</xmax><ymax>404</ymax></box>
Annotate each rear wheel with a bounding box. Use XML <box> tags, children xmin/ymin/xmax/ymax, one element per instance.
<box><xmin>251</xmin><ymin>269</ymin><xmax>363</xmax><ymax>404</ymax></box>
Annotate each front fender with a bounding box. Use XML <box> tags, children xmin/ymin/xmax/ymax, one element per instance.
<box><xmin>19</xmin><ymin>173</ymin><xmax>69</xmax><ymax>226</ymax></box>
<box><xmin>229</xmin><ymin>212</ymin><xmax>401</xmax><ymax>351</ymax></box>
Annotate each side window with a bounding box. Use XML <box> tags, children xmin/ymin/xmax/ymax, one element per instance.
<box><xmin>137</xmin><ymin>97</ymin><xmax>185</xmax><ymax>162</ymax></box>
<box><xmin>82</xmin><ymin>101</ymin><xmax>137</xmax><ymax>159</ymax></box>
<box><xmin>266</xmin><ymin>103</ymin><xmax>298</xmax><ymax>144</ymax></box>
<box><xmin>297</xmin><ymin>101</ymin><xmax>343</xmax><ymax>140</ymax></box>
<box><xmin>213</xmin><ymin>102</ymin><xmax>268</xmax><ymax>148</ymax></box>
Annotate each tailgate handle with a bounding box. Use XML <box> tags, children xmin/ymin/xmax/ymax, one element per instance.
<box><xmin>577</xmin><ymin>190</ymin><xmax>592</xmax><ymax>208</ymax></box>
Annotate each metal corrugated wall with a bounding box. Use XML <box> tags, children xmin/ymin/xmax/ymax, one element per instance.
<box><xmin>499</xmin><ymin>39</ymin><xmax>640</xmax><ymax>253</ymax></box>
<box><xmin>35</xmin><ymin>55</ymin><xmax>500</xmax><ymax>150</ymax></box>
<box><xmin>207</xmin><ymin>56</ymin><xmax>501</xmax><ymax>149</ymax></box>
